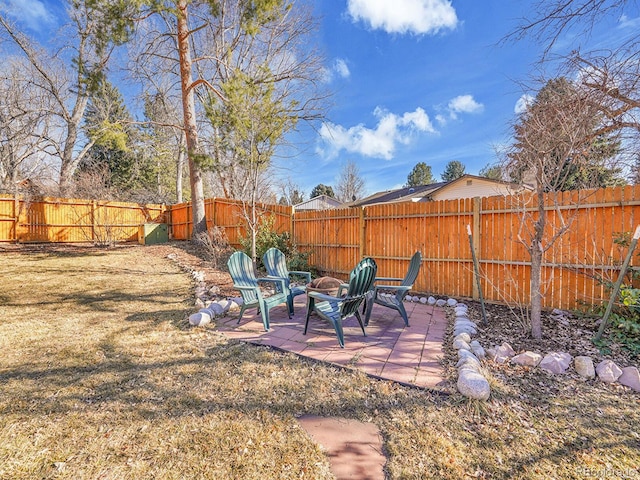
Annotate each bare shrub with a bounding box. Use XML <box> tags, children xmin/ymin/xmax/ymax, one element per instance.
<box><xmin>194</xmin><ymin>226</ymin><xmax>233</xmax><ymax>269</ymax></box>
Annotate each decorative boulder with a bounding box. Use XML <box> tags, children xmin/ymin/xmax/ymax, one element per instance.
<box><xmin>492</xmin><ymin>343</ymin><xmax>516</xmax><ymax>364</ymax></box>
<box><xmin>456</xmin><ymin>355</ymin><xmax>481</xmax><ymax>369</ymax></box>
<box><xmin>404</xmin><ymin>295</ymin><xmax>412</xmax><ymax>302</ymax></box>
<box><xmin>539</xmin><ymin>352</ymin><xmax>573</xmax><ymax>374</ymax></box>
<box><xmin>207</xmin><ymin>303</ymin><xmax>224</xmax><ymax>317</ymax></box>
<box><xmin>189</xmin><ymin>311</ymin><xmax>212</xmax><ymax>327</ymax></box>
<box><xmin>216</xmin><ymin>299</ymin><xmax>232</xmax><ymax>313</ymax></box>
<box><xmin>419</xmin><ymin>297</ymin><xmax>428</xmax><ymax>304</ymax></box>
<box><xmin>454</xmin><ymin>308</ymin><xmax>468</xmax><ymax>317</ymax></box>
<box><xmin>470</xmin><ymin>342</ymin><xmax>486</xmax><ymax>360</ymax></box>
<box><xmin>427</xmin><ymin>296</ymin><xmax>437</xmax><ymax>305</ymax></box>
<box><xmin>618</xmin><ymin>366</ymin><xmax>640</xmax><ymax>392</ymax></box>
<box><xmin>596</xmin><ymin>360</ymin><xmax>623</xmax><ymax>383</ymax></box>
<box><xmin>455</xmin><ymin>318</ymin><xmax>477</xmax><ymax>329</ymax></box>
<box><xmin>458</xmin><ymin>349</ymin><xmax>480</xmax><ymax>363</ymax></box>
<box><xmin>435</xmin><ymin>299</ymin><xmax>447</xmax><ymax>307</ymax></box>
<box><xmin>453</xmin><ymin>338</ymin><xmax>471</xmax><ymax>351</ymax></box>
<box><xmin>447</xmin><ymin>298</ymin><xmax>458</xmax><ymax>307</ymax></box>
<box><xmin>574</xmin><ymin>356</ymin><xmax>595</xmax><ymax>379</ymax></box>
<box><xmin>511</xmin><ymin>351</ymin><xmax>543</xmax><ymax>367</ymax></box>
<box><xmin>412</xmin><ymin>296</ymin><xmax>420</xmax><ymax>302</ymax></box>
<box><xmin>457</xmin><ymin>369</ymin><xmax>491</xmax><ymax>400</ymax></box>
<box><xmin>453</xmin><ymin>325</ymin><xmax>477</xmax><ymax>337</ymax></box>
<box><xmin>454</xmin><ymin>332</ymin><xmax>472</xmax><ymax>344</ymax></box>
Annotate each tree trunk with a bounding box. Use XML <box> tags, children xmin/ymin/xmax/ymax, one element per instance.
<box><xmin>176</xmin><ymin>132</ymin><xmax>186</xmax><ymax>204</ymax></box>
<box><xmin>176</xmin><ymin>0</ymin><xmax>206</xmax><ymax>236</ymax></box>
<box><xmin>530</xmin><ymin>189</ymin><xmax>546</xmax><ymax>340</ymax></box>
<box><xmin>530</xmin><ymin>245</ymin><xmax>543</xmax><ymax>339</ymax></box>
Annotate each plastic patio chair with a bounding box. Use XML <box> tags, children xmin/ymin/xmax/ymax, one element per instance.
<box><xmin>304</xmin><ymin>258</ymin><xmax>377</xmax><ymax>348</ymax></box>
<box><xmin>262</xmin><ymin>247</ymin><xmax>312</xmax><ymax>316</ymax></box>
<box><xmin>227</xmin><ymin>251</ymin><xmax>290</xmax><ymax>331</ymax></box>
<box><xmin>364</xmin><ymin>251</ymin><xmax>422</xmax><ymax>327</ymax></box>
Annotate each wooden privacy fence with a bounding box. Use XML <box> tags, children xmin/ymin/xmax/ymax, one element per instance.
<box><xmin>0</xmin><ymin>196</ymin><xmax>167</xmax><ymax>243</ymax></box>
<box><xmin>167</xmin><ymin>185</ymin><xmax>640</xmax><ymax>310</ymax></box>
<box><xmin>2</xmin><ymin>185</ymin><xmax>639</xmax><ymax>310</ymax></box>
<box><xmin>169</xmin><ymin>197</ymin><xmax>292</xmax><ymax>248</ymax></box>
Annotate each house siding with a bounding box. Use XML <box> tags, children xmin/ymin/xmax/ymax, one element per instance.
<box><xmin>431</xmin><ymin>178</ymin><xmax>517</xmax><ymax>201</ymax></box>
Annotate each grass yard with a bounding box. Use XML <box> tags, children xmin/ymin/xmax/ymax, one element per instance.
<box><xmin>1</xmin><ymin>245</ymin><xmax>639</xmax><ymax>479</ymax></box>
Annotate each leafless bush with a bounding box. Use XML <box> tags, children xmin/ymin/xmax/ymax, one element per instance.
<box><xmin>193</xmin><ymin>226</ymin><xmax>233</xmax><ymax>269</ymax></box>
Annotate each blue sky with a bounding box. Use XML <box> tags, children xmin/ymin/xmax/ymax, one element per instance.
<box><xmin>4</xmin><ymin>0</ymin><xmax>639</xmax><ymax>197</ymax></box>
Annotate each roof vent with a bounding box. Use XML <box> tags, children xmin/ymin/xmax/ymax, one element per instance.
<box><xmin>408</xmin><ymin>187</ymin><xmax>415</xmax><ymax>194</ymax></box>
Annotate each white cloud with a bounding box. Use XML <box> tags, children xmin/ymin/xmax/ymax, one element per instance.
<box><xmin>448</xmin><ymin>95</ymin><xmax>484</xmax><ymax>116</ymax></box>
<box><xmin>439</xmin><ymin>94</ymin><xmax>484</xmax><ymax>121</ymax></box>
<box><xmin>347</xmin><ymin>0</ymin><xmax>458</xmax><ymax>35</ymax></box>
<box><xmin>320</xmin><ymin>58</ymin><xmax>351</xmax><ymax>83</ymax></box>
<box><xmin>4</xmin><ymin>0</ymin><xmax>55</xmax><ymax>30</ymax></box>
<box><xmin>317</xmin><ymin>107</ymin><xmax>436</xmax><ymax>160</ymax></box>
<box><xmin>334</xmin><ymin>58</ymin><xmax>350</xmax><ymax>79</ymax></box>
<box><xmin>514</xmin><ymin>94</ymin><xmax>534</xmax><ymax>114</ymax></box>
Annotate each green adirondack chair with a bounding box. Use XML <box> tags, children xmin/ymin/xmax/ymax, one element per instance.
<box><xmin>304</xmin><ymin>258</ymin><xmax>377</xmax><ymax>348</ymax></box>
<box><xmin>262</xmin><ymin>247</ymin><xmax>312</xmax><ymax>315</ymax></box>
<box><xmin>227</xmin><ymin>251</ymin><xmax>290</xmax><ymax>331</ymax></box>
<box><xmin>364</xmin><ymin>251</ymin><xmax>422</xmax><ymax>327</ymax></box>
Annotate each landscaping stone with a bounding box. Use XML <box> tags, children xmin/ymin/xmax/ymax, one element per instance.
<box><xmin>596</xmin><ymin>360</ymin><xmax>623</xmax><ymax>383</ymax></box>
<box><xmin>539</xmin><ymin>352</ymin><xmax>573</xmax><ymax>374</ymax></box>
<box><xmin>207</xmin><ymin>303</ymin><xmax>224</xmax><ymax>317</ymax></box>
<box><xmin>454</xmin><ymin>308</ymin><xmax>468</xmax><ymax>317</ymax></box>
<box><xmin>454</xmin><ymin>332</ymin><xmax>472</xmax><ymax>344</ymax></box>
<box><xmin>435</xmin><ymin>299</ymin><xmax>447</xmax><ymax>307</ymax></box>
<box><xmin>574</xmin><ymin>356</ymin><xmax>595</xmax><ymax>379</ymax></box>
<box><xmin>419</xmin><ymin>297</ymin><xmax>428</xmax><ymax>304</ymax></box>
<box><xmin>404</xmin><ymin>295</ymin><xmax>412</xmax><ymax>302</ymax></box>
<box><xmin>453</xmin><ymin>325</ymin><xmax>477</xmax><ymax>337</ymax></box>
<box><xmin>427</xmin><ymin>296</ymin><xmax>437</xmax><ymax>305</ymax></box>
<box><xmin>447</xmin><ymin>298</ymin><xmax>458</xmax><ymax>307</ymax></box>
<box><xmin>195</xmin><ymin>298</ymin><xmax>206</xmax><ymax>309</ymax></box>
<box><xmin>454</xmin><ymin>318</ymin><xmax>477</xmax><ymax>329</ymax></box>
<box><xmin>189</xmin><ymin>311</ymin><xmax>211</xmax><ymax>327</ymax></box>
<box><xmin>412</xmin><ymin>296</ymin><xmax>420</xmax><ymax>302</ymax></box>
<box><xmin>458</xmin><ymin>349</ymin><xmax>479</xmax><ymax>363</ymax></box>
<box><xmin>511</xmin><ymin>351</ymin><xmax>543</xmax><ymax>367</ymax></box>
<box><xmin>469</xmin><ymin>340</ymin><xmax>486</xmax><ymax>359</ymax></box>
<box><xmin>217</xmin><ymin>299</ymin><xmax>232</xmax><ymax>313</ymax></box>
<box><xmin>618</xmin><ymin>366</ymin><xmax>640</xmax><ymax>392</ymax></box>
<box><xmin>453</xmin><ymin>338</ymin><xmax>471</xmax><ymax>351</ymax></box>
<box><xmin>491</xmin><ymin>342</ymin><xmax>516</xmax><ymax>363</ymax></box>
<box><xmin>457</xmin><ymin>355</ymin><xmax>481</xmax><ymax>369</ymax></box>
<box><xmin>457</xmin><ymin>369</ymin><xmax>491</xmax><ymax>400</ymax></box>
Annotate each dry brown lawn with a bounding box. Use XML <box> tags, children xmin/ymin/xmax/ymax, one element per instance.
<box><xmin>1</xmin><ymin>244</ymin><xmax>639</xmax><ymax>479</ymax></box>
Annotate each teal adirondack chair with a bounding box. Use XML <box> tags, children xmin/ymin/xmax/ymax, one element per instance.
<box><xmin>304</xmin><ymin>259</ymin><xmax>377</xmax><ymax>348</ymax></box>
<box><xmin>262</xmin><ymin>247</ymin><xmax>312</xmax><ymax>315</ymax></box>
<box><xmin>364</xmin><ymin>251</ymin><xmax>422</xmax><ymax>327</ymax></box>
<box><xmin>227</xmin><ymin>251</ymin><xmax>290</xmax><ymax>331</ymax></box>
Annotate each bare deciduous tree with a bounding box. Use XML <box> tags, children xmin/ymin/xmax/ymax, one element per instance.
<box><xmin>0</xmin><ymin>58</ymin><xmax>51</xmax><ymax>193</ymax></box>
<box><xmin>0</xmin><ymin>1</ymin><xmax>135</xmax><ymax>195</ymax></box>
<box><xmin>505</xmin><ymin>77</ymin><xmax>623</xmax><ymax>339</ymax></box>
<box><xmin>335</xmin><ymin>160</ymin><xmax>366</xmax><ymax>202</ymax></box>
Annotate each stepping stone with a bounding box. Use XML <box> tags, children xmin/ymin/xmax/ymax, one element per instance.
<box><xmin>297</xmin><ymin>415</ymin><xmax>385</xmax><ymax>480</ymax></box>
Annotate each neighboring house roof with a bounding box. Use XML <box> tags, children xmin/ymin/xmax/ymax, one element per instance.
<box><xmin>344</xmin><ymin>175</ymin><xmax>529</xmax><ymax>208</ymax></box>
<box><xmin>294</xmin><ymin>195</ymin><xmax>342</xmax><ymax>210</ymax></box>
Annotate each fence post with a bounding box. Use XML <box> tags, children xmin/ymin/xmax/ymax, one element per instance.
<box><xmin>12</xmin><ymin>194</ymin><xmax>18</xmax><ymax>242</ymax></box>
<box><xmin>359</xmin><ymin>207</ymin><xmax>366</xmax><ymax>260</ymax></box>
<box><xmin>91</xmin><ymin>200</ymin><xmax>97</xmax><ymax>242</ymax></box>
<box><xmin>472</xmin><ymin>197</ymin><xmax>481</xmax><ymax>300</ymax></box>
<box><xmin>290</xmin><ymin>205</ymin><xmax>295</xmax><ymax>240</ymax></box>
